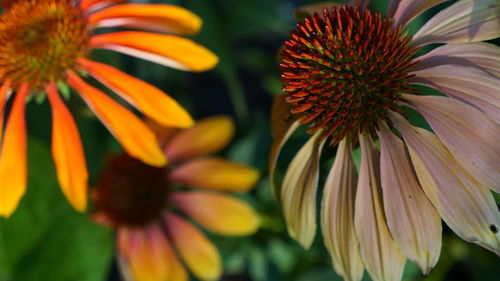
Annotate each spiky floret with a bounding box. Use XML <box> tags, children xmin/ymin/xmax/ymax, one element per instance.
<box><xmin>93</xmin><ymin>154</ymin><xmax>169</xmax><ymax>227</ymax></box>
<box><xmin>281</xmin><ymin>6</ymin><xmax>418</xmax><ymax>145</ymax></box>
<box><xmin>0</xmin><ymin>0</ymin><xmax>89</xmax><ymax>90</ymax></box>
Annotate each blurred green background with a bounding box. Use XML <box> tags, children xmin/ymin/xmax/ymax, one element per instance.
<box><xmin>0</xmin><ymin>0</ymin><xmax>498</xmax><ymax>280</ymax></box>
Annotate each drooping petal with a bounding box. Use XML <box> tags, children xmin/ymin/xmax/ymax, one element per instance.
<box><xmin>117</xmin><ymin>225</ymin><xmax>188</xmax><ymax>281</ymax></box>
<box><xmin>414</xmin><ymin>42</ymin><xmax>500</xmax><ymax>77</ymax></box>
<box><xmin>164</xmin><ymin>212</ymin><xmax>222</xmax><ymax>281</ymax></box>
<box><xmin>392</xmin><ymin>0</ymin><xmax>449</xmax><ymax>27</ymax></box>
<box><xmin>90</xmin><ymin>31</ymin><xmax>218</xmax><ymax>72</ymax></box>
<box><xmin>347</xmin><ymin>0</ymin><xmax>369</xmax><ymax>9</ymax></box>
<box><xmin>0</xmin><ymin>85</ymin><xmax>28</xmax><ymax>217</ymax></box>
<box><xmin>282</xmin><ymin>131</ymin><xmax>325</xmax><ymax>249</ymax></box>
<box><xmin>387</xmin><ymin>0</ymin><xmax>401</xmax><ymax>18</ymax></box>
<box><xmin>412</xmin><ymin>0</ymin><xmax>500</xmax><ymax>46</ymax></box>
<box><xmin>88</xmin><ymin>4</ymin><xmax>202</xmax><ymax>35</ymax></box>
<box><xmin>377</xmin><ymin>123</ymin><xmax>442</xmax><ymax>274</ymax></box>
<box><xmin>169</xmin><ymin>157</ymin><xmax>259</xmax><ymax>192</ymax></box>
<box><xmin>171</xmin><ymin>191</ymin><xmax>259</xmax><ymax>236</ymax></box>
<box><xmin>354</xmin><ymin>133</ymin><xmax>406</xmax><ymax>281</ymax></box>
<box><xmin>0</xmin><ymin>81</ymin><xmax>11</xmax><ymax>141</ymax></box>
<box><xmin>391</xmin><ymin>113</ymin><xmax>500</xmax><ymax>255</ymax></box>
<box><xmin>403</xmin><ymin>94</ymin><xmax>500</xmax><ymax>193</ymax></box>
<box><xmin>321</xmin><ymin>139</ymin><xmax>364</xmax><ymax>281</ymax></box>
<box><xmin>67</xmin><ymin>71</ymin><xmax>166</xmax><ymax>167</ymax></box>
<box><xmin>410</xmin><ymin>65</ymin><xmax>500</xmax><ymax>123</ymax></box>
<box><xmin>79</xmin><ymin>0</ymin><xmax>125</xmax><ymax>13</ymax></box>
<box><xmin>78</xmin><ymin>59</ymin><xmax>193</xmax><ymax>128</ymax></box>
<box><xmin>47</xmin><ymin>84</ymin><xmax>88</xmax><ymax>212</ymax></box>
<box><xmin>164</xmin><ymin>116</ymin><xmax>234</xmax><ymax>163</ymax></box>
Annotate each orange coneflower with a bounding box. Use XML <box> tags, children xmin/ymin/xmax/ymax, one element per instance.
<box><xmin>271</xmin><ymin>0</ymin><xmax>499</xmax><ymax>280</ymax></box>
<box><xmin>92</xmin><ymin>116</ymin><xmax>260</xmax><ymax>281</ymax></box>
<box><xmin>0</xmin><ymin>0</ymin><xmax>218</xmax><ymax>216</ymax></box>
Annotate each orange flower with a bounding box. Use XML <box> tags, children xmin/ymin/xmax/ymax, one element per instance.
<box><xmin>92</xmin><ymin>116</ymin><xmax>260</xmax><ymax>281</ymax></box>
<box><xmin>0</xmin><ymin>0</ymin><xmax>218</xmax><ymax>216</ymax></box>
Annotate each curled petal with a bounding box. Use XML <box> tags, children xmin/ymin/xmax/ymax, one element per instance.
<box><xmin>321</xmin><ymin>139</ymin><xmax>364</xmax><ymax>281</ymax></box>
<box><xmin>377</xmin><ymin>123</ymin><xmax>442</xmax><ymax>274</ymax></box>
<box><xmin>171</xmin><ymin>191</ymin><xmax>259</xmax><ymax>236</ymax></box>
<box><xmin>403</xmin><ymin>94</ymin><xmax>500</xmax><ymax>193</ymax></box>
<box><xmin>170</xmin><ymin>157</ymin><xmax>259</xmax><ymax>192</ymax></box>
<box><xmin>78</xmin><ymin>59</ymin><xmax>193</xmax><ymax>128</ymax></box>
<box><xmin>354</xmin><ymin>133</ymin><xmax>406</xmax><ymax>281</ymax></box>
<box><xmin>282</xmin><ymin>131</ymin><xmax>325</xmax><ymax>249</ymax></box>
<box><xmin>47</xmin><ymin>84</ymin><xmax>88</xmax><ymax>212</ymax></box>
<box><xmin>392</xmin><ymin>113</ymin><xmax>500</xmax><ymax>255</ymax></box>
<box><xmin>67</xmin><ymin>71</ymin><xmax>166</xmax><ymax>167</ymax></box>
<box><xmin>164</xmin><ymin>213</ymin><xmax>221</xmax><ymax>281</ymax></box>
<box><xmin>392</xmin><ymin>0</ymin><xmax>449</xmax><ymax>27</ymax></box>
<box><xmin>0</xmin><ymin>85</ymin><xmax>28</xmax><ymax>217</ymax></box>
<box><xmin>90</xmin><ymin>31</ymin><xmax>218</xmax><ymax>72</ymax></box>
<box><xmin>88</xmin><ymin>4</ymin><xmax>202</xmax><ymax>35</ymax></box>
<box><xmin>412</xmin><ymin>0</ymin><xmax>500</xmax><ymax>46</ymax></box>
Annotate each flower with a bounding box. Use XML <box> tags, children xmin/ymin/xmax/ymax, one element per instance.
<box><xmin>0</xmin><ymin>0</ymin><xmax>218</xmax><ymax>216</ymax></box>
<box><xmin>92</xmin><ymin>116</ymin><xmax>260</xmax><ymax>281</ymax></box>
<box><xmin>270</xmin><ymin>0</ymin><xmax>500</xmax><ymax>280</ymax></box>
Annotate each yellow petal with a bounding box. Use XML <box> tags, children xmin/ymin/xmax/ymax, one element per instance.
<box><xmin>79</xmin><ymin>58</ymin><xmax>194</xmax><ymax>128</ymax></box>
<box><xmin>165</xmin><ymin>212</ymin><xmax>222</xmax><ymax>281</ymax></box>
<box><xmin>47</xmin><ymin>84</ymin><xmax>89</xmax><ymax>212</ymax></box>
<box><xmin>165</xmin><ymin>116</ymin><xmax>234</xmax><ymax>163</ymax></box>
<box><xmin>67</xmin><ymin>71</ymin><xmax>166</xmax><ymax>167</ymax></box>
<box><xmin>0</xmin><ymin>85</ymin><xmax>28</xmax><ymax>217</ymax></box>
<box><xmin>171</xmin><ymin>191</ymin><xmax>259</xmax><ymax>236</ymax></box>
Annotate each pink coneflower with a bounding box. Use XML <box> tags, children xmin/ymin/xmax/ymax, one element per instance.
<box><xmin>271</xmin><ymin>0</ymin><xmax>499</xmax><ymax>280</ymax></box>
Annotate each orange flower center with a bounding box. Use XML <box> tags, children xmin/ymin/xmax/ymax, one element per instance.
<box><xmin>0</xmin><ymin>0</ymin><xmax>89</xmax><ymax>89</ymax></box>
<box><xmin>281</xmin><ymin>6</ymin><xmax>418</xmax><ymax>145</ymax></box>
<box><xmin>93</xmin><ymin>154</ymin><xmax>169</xmax><ymax>228</ymax></box>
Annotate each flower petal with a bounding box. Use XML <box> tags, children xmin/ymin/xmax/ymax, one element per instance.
<box><xmin>392</xmin><ymin>0</ymin><xmax>450</xmax><ymax>27</ymax></box>
<box><xmin>90</xmin><ymin>31</ymin><xmax>218</xmax><ymax>72</ymax></box>
<box><xmin>354</xmin><ymin>133</ymin><xmax>406</xmax><ymax>281</ymax></box>
<box><xmin>414</xmin><ymin>42</ymin><xmax>500</xmax><ymax>77</ymax></box>
<box><xmin>377</xmin><ymin>123</ymin><xmax>442</xmax><ymax>274</ymax></box>
<box><xmin>165</xmin><ymin>116</ymin><xmax>234</xmax><ymax>163</ymax></box>
<box><xmin>347</xmin><ymin>0</ymin><xmax>369</xmax><ymax>9</ymax></box>
<box><xmin>117</xmin><ymin>225</ymin><xmax>188</xmax><ymax>281</ymax></box>
<box><xmin>170</xmin><ymin>157</ymin><xmax>259</xmax><ymax>192</ymax></box>
<box><xmin>403</xmin><ymin>94</ymin><xmax>500</xmax><ymax>193</ymax></box>
<box><xmin>391</xmin><ymin>113</ymin><xmax>500</xmax><ymax>255</ymax></box>
<box><xmin>0</xmin><ymin>85</ymin><xmax>28</xmax><ymax>217</ymax></box>
<box><xmin>47</xmin><ymin>84</ymin><xmax>88</xmax><ymax>212</ymax></box>
<box><xmin>88</xmin><ymin>4</ymin><xmax>202</xmax><ymax>35</ymax></box>
<box><xmin>282</xmin><ymin>131</ymin><xmax>325</xmax><ymax>249</ymax></box>
<box><xmin>78</xmin><ymin>59</ymin><xmax>193</xmax><ymax>128</ymax></box>
<box><xmin>79</xmin><ymin>0</ymin><xmax>125</xmax><ymax>13</ymax></box>
<box><xmin>321</xmin><ymin>139</ymin><xmax>364</xmax><ymax>281</ymax></box>
<box><xmin>171</xmin><ymin>191</ymin><xmax>259</xmax><ymax>236</ymax></box>
<box><xmin>164</xmin><ymin>212</ymin><xmax>222</xmax><ymax>281</ymax></box>
<box><xmin>410</xmin><ymin>65</ymin><xmax>500</xmax><ymax>123</ymax></box>
<box><xmin>0</xmin><ymin>81</ymin><xmax>11</xmax><ymax>141</ymax></box>
<box><xmin>67</xmin><ymin>71</ymin><xmax>166</xmax><ymax>167</ymax></box>
<box><xmin>412</xmin><ymin>0</ymin><xmax>500</xmax><ymax>46</ymax></box>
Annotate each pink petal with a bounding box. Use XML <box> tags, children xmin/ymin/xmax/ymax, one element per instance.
<box><xmin>403</xmin><ymin>94</ymin><xmax>500</xmax><ymax>193</ymax></box>
<box><xmin>392</xmin><ymin>0</ymin><xmax>450</xmax><ymax>27</ymax></box>
<box><xmin>347</xmin><ymin>0</ymin><xmax>369</xmax><ymax>9</ymax></box>
<box><xmin>392</xmin><ymin>113</ymin><xmax>500</xmax><ymax>255</ymax></box>
<box><xmin>412</xmin><ymin>0</ymin><xmax>500</xmax><ymax>46</ymax></box>
<box><xmin>387</xmin><ymin>0</ymin><xmax>402</xmax><ymax>18</ymax></box>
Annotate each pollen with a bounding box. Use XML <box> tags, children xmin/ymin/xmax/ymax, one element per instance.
<box><xmin>0</xmin><ymin>0</ymin><xmax>89</xmax><ymax>90</ymax></box>
<box><xmin>281</xmin><ymin>6</ymin><xmax>418</xmax><ymax>145</ymax></box>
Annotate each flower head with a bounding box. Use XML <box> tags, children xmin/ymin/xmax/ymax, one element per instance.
<box><xmin>93</xmin><ymin>116</ymin><xmax>260</xmax><ymax>281</ymax></box>
<box><xmin>271</xmin><ymin>0</ymin><xmax>500</xmax><ymax>280</ymax></box>
<box><xmin>0</xmin><ymin>0</ymin><xmax>218</xmax><ymax>216</ymax></box>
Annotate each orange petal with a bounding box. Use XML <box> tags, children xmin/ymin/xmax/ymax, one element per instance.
<box><xmin>0</xmin><ymin>85</ymin><xmax>28</xmax><ymax>217</ymax></box>
<box><xmin>165</xmin><ymin>116</ymin><xmax>234</xmax><ymax>163</ymax></box>
<box><xmin>79</xmin><ymin>0</ymin><xmax>126</xmax><ymax>13</ymax></box>
<box><xmin>78</xmin><ymin>59</ymin><xmax>193</xmax><ymax>128</ymax></box>
<box><xmin>90</xmin><ymin>31</ymin><xmax>218</xmax><ymax>72</ymax></box>
<box><xmin>0</xmin><ymin>81</ymin><xmax>11</xmax><ymax>141</ymax></box>
<box><xmin>170</xmin><ymin>157</ymin><xmax>259</xmax><ymax>192</ymax></box>
<box><xmin>88</xmin><ymin>4</ymin><xmax>202</xmax><ymax>35</ymax></box>
<box><xmin>67</xmin><ymin>71</ymin><xmax>166</xmax><ymax>167</ymax></box>
<box><xmin>117</xmin><ymin>225</ymin><xmax>188</xmax><ymax>281</ymax></box>
<box><xmin>171</xmin><ymin>191</ymin><xmax>259</xmax><ymax>236</ymax></box>
<box><xmin>165</xmin><ymin>212</ymin><xmax>222</xmax><ymax>281</ymax></box>
<box><xmin>47</xmin><ymin>84</ymin><xmax>88</xmax><ymax>212</ymax></box>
